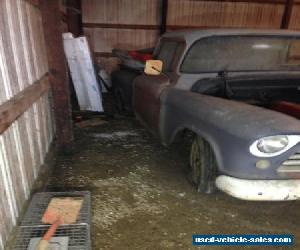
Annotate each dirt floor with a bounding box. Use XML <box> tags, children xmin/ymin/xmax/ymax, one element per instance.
<box><xmin>46</xmin><ymin>117</ymin><xmax>300</xmax><ymax>250</ymax></box>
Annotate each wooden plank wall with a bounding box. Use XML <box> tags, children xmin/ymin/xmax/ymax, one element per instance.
<box><xmin>0</xmin><ymin>0</ymin><xmax>54</xmax><ymax>248</ymax></box>
<box><xmin>82</xmin><ymin>0</ymin><xmax>162</xmax><ymax>73</ymax></box>
<box><xmin>167</xmin><ymin>0</ymin><xmax>285</xmax><ymax>29</ymax></box>
<box><xmin>81</xmin><ymin>0</ymin><xmax>300</xmax><ymax>73</ymax></box>
<box><xmin>289</xmin><ymin>0</ymin><xmax>300</xmax><ymax>29</ymax></box>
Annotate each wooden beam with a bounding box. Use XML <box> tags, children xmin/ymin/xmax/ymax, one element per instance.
<box><xmin>25</xmin><ymin>0</ymin><xmax>40</xmax><ymax>7</ymax></box>
<box><xmin>41</xmin><ymin>0</ymin><xmax>74</xmax><ymax>151</ymax></box>
<box><xmin>281</xmin><ymin>0</ymin><xmax>294</xmax><ymax>29</ymax></box>
<box><xmin>61</xmin><ymin>11</ymin><xmax>68</xmax><ymax>23</ymax></box>
<box><xmin>188</xmin><ymin>0</ymin><xmax>286</xmax><ymax>4</ymax></box>
<box><xmin>160</xmin><ymin>0</ymin><xmax>168</xmax><ymax>35</ymax></box>
<box><xmin>83</xmin><ymin>23</ymin><xmax>160</xmax><ymax>30</ymax></box>
<box><xmin>0</xmin><ymin>74</ymin><xmax>50</xmax><ymax>135</ymax></box>
<box><xmin>66</xmin><ymin>0</ymin><xmax>83</xmax><ymax>37</ymax></box>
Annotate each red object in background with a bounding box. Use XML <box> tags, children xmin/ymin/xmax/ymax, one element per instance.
<box><xmin>271</xmin><ymin>101</ymin><xmax>300</xmax><ymax>119</ymax></box>
<box><xmin>128</xmin><ymin>51</ymin><xmax>153</xmax><ymax>62</ymax></box>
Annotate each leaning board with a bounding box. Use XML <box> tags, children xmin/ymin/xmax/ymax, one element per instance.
<box><xmin>63</xmin><ymin>33</ymin><xmax>103</xmax><ymax>112</ymax></box>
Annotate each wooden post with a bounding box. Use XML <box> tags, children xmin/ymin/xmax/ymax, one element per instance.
<box><xmin>160</xmin><ymin>0</ymin><xmax>168</xmax><ymax>35</ymax></box>
<box><xmin>281</xmin><ymin>0</ymin><xmax>294</xmax><ymax>29</ymax></box>
<box><xmin>41</xmin><ymin>0</ymin><xmax>73</xmax><ymax>152</ymax></box>
<box><xmin>66</xmin><ymin>0</ymin><xmax>83</xmax><ymax>37</ymax></box>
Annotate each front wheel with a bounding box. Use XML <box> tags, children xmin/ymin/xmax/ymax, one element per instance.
<box><xmin>189</xmin><ymin>135</ymin><xmax>218</xmax><ymax>194</ymax></box>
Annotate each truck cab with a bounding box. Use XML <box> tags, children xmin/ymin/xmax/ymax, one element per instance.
<box><xmin>114</xmin><ymin>29</ymin><xmax>300</xmax><ymax>201</ymax></box>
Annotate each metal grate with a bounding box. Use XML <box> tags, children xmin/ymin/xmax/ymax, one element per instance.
<box><xmin>13</xmin><ymin>225</ymin><xmax>91</xmax><ymax>250</ymax></box>
<box><xmin>21</xmin><ymin>191</ymin><xmax>91</xmax><ymax>226</ymax></box>
<box><xmin>13</xmin><ymin>191</ymin><xmax>91</xmax><ymax>250</ymax></box>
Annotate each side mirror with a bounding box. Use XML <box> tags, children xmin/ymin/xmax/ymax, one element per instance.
<box><xmin>144</xmin><ymin>60</ymin><xmax>163</xmax><ymax>75</ymax></box>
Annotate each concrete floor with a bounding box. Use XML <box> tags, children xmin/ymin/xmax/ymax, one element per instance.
<box><xmin>47</xmin><ymin>117</ymin><xmax>300</xmax><ymax>250</ymax></box>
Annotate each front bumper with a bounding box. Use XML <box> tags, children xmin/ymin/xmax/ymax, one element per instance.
<box><xmin>216</xmin><ymin>175</ymin><xmax>300</xmax><ymax>201</ymax></box>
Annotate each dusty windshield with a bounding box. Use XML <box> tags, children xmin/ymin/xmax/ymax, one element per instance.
<box><xmin>181</xmin><ymin>36</ymin><xmax>300</xmax><ymax>73</ymax></box>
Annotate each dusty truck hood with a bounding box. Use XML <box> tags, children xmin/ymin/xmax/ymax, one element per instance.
<box><xmin>160</xmin><ymin>88</ymin><xmax>300</xmax><ymax>179</ymax></box>
<box><xmin>169</xmin><ymin>91</ymin><xmax>300</xmax><ymax>140</ymax></box>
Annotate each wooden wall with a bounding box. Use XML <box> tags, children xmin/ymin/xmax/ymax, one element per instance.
<box><xmin>167</xmin><ymin>0</ymin><xmax>285</xmax><ymax>29</ymax></box>
<box><xmin>0</xmin><ymin>0</ymin><xmax>54</xmax><ymax>248</ymax></box>
<box><xmin>81</xmin><ymin>0</ymin><xmax>300</xmax><ymax>73</ymax></box>
<box><xmin>82</xmin><ymin>0</ymin><xmax>162</xmax><ymax>72</ymax></box>
<box><xmin>289</xmin><ymin>0</ymin><xmax>300</xmax><ymax>30</ymax></box>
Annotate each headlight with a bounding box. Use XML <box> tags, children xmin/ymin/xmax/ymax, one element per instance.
<box><xmin>250</xmin><ymin>135</ymin><xmax>300</xmax><ymax>157</ymax></box>
<box><xmin>257</xmin><ymin>135</ymin><xmax>289</xmax><ymax>154</ymax></box>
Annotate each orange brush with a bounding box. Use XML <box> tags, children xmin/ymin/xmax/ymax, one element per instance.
<box><xmin>36</xmin><ymin>197</ymin><xmax>83</xmax><ymax>250</ymax></box>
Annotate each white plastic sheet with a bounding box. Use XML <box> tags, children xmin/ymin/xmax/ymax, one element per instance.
<box><xmin>63</xmin><ymin>33</ymin><xmax>103</xmax><ymax>112</ymax></box>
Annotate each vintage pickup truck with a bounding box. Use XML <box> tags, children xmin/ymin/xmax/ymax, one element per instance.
<box><xmin>112</xmin><ymin>29</ymin><xmax>300</xmax><ymax>201</ymax></box>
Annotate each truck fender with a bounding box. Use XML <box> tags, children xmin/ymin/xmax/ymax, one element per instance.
<box><xmin>159</xmin><ymin>88</ymin><xmax>300</xmax><ymax>178</ymax></box>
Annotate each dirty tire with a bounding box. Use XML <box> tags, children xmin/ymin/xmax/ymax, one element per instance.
<box><xmin>189</xmin><ymin>135</ymin><xmax>217</xmax><ymax>194</ymax></box>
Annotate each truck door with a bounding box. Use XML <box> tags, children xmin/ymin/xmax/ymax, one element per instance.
<box><xmin>133</xmin><ymin>39</ymin><xmax>184</xmax><ymax>134</ymax></box>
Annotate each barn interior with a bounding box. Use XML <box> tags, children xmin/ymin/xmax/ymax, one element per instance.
<box><xmin>1</xmin><ymin>0</ymin><xmax>300</xmax><ymax>249</ymax></box>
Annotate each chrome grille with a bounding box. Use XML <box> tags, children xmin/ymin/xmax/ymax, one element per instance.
<box><xmin>278</xmin><ymin>152</ymin><xmax>300</xmax><ymax>175</ymax></box>
<box><xmin>281</xmin><ymin>152</ymin><xmax>300</xmax><ymax>166</ymax></box>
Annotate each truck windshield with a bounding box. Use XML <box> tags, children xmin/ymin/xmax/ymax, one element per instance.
<box><xmin>181</xmin><ymin>36</ymin><xmax>300</xmax><ymax>73</ymax></box>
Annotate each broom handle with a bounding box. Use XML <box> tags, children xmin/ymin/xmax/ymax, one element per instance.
<box><xmin>36</xmin><ymin>219</ymin><xmax>61</xmax><ymax>250</ymax></box>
